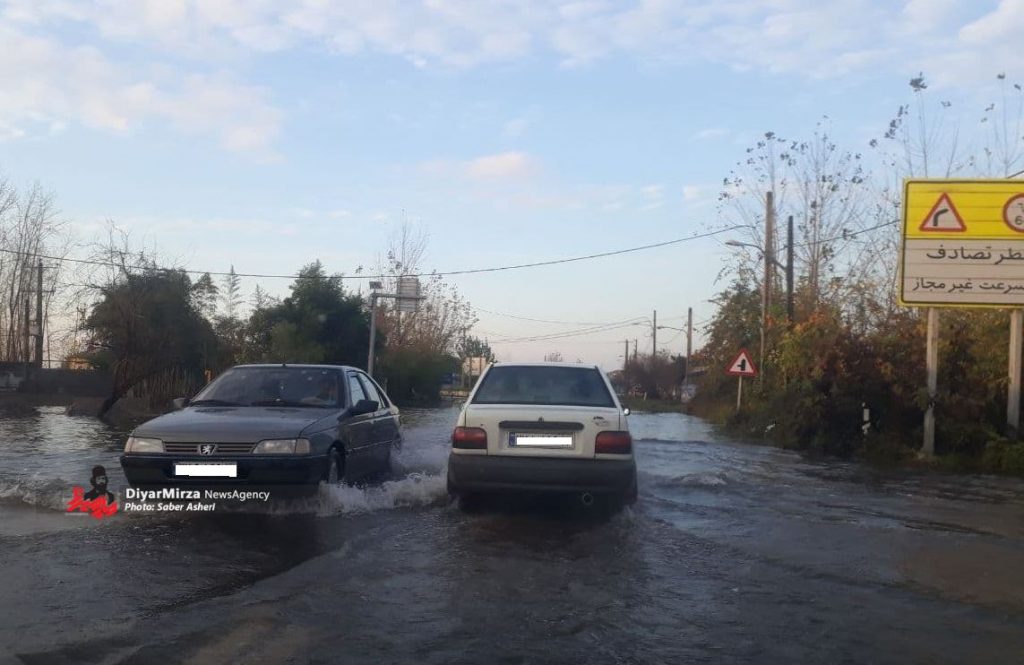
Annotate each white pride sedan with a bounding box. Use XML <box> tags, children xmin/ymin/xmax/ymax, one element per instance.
<box><xmin>447</xmin><ymin>362</ymin><xmax>637</xmax><ymax>506</ymax></box>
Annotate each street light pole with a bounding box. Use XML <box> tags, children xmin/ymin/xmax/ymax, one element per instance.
<box><xmin>366</xmin><ymin>281</ymin><xmax>426</xmax><ymax>379</ymax></box>
<box><xmin>786</xmin><ymin>215</ymin><xmax>795</xmax><ymax>324</ymax></box>
<box><xmin>367</xmin><ymin>292</ymin><xmax>379</xmax><ymax>376</ymax></box>
<box><xmin>652</xmin><ymin>309</ymin><xmax>657</xmax><ymax>359</ymax></box>
<box><xmin>761</xmin><ymin>191</ymin><xmax>774</xmax><ymax>385</ymax></box>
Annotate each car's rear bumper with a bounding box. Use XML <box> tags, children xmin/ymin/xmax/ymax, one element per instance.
<box><xmin>120</xmin><ymin>454</ymin><xmax>328</xmax><ymax>488</ymax></box>
<box><xmin>447</xmin><ymin>453</ymin><xmax>636</xmax><ymax>495</ymax></box>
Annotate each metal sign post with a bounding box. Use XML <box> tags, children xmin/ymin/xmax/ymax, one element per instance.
<box><xmin>1009</xmin><ymin>309</ymin><xmax>1023</xmax><ymax>437</ymax></box>
<box><xmin>366</xmin><ymin>279</ymin><xmax>426</xmax><ymax>378</ymax></box>
<box><xmin>900</xmin><ymin>179</ymin><xmax>1024</xmax><ymax>453</ymax></box>
<box><xmin>726</xmin><ymin>348</ymin><xmax>758</xmax><ymax>412</ymax></box>
<box><xmin>923</xmin><ymin>307</ymin><xmax>939</xmax><ymax>455</ymax></box>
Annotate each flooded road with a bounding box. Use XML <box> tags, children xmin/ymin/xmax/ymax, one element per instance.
<box><xmin>1</xmin><ymin>406</ymin><xmax>1023</xmax><ymax>664</ymax></box>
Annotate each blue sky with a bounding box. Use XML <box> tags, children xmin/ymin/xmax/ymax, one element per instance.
<box><xmin>0</xmin><ymin>0</ymin><xmax>1018</xmax><ymax>367</ymax></box>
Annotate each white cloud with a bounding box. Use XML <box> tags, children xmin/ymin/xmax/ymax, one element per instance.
<box><xmin>502</xmin><ymin>116</ymin><xmax>530</xmax><ymax>138</ymax></box>
<box><xmin>465</xmin><ymin>151</ymin><xmax>537</xmax><ymax>180</ymax></box>
<box><xmin>0</xmin><ymin>0</ymin><xmax>1017</xmax><ymax>150</ymax></box>
<box><xmin>3</xmin><ymin>0</ymin><xmax>1002</xmax><ymax>79</ymax></box>
<box><xmin>0</xmin><ymin>23</ymin><xmax>281</xmax><ymax>153</ymax></box>
<box><xmin>641</xmin><ymin>184</ymin><xmax>663</xmax><ymax>199</ymax></box>
<box><xmin>682</xmin><ymin>185</ymin><xmax>703</xmax><ymax>202</ymax></box>
<box><xmin>692</xmin><ymin>128</ymin><xmax>729</xmax><ymax>141</ymax></box>
<box><xmin>959</xmin><ymin>0</ymin><xmax>1023</xmax><ymax>44</ymax></box>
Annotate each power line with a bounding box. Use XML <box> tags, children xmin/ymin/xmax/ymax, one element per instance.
<box><xmin>792</xmin><ymin>219</ymin><xmax>898</xmax><ymax>248</ymax></box>
<box><xmin>487</xmin><ymin>320</ymin><xmax>648</xmax><ymax>344</ymax></box>
<box><xmin>0</xmin><ymin>226</ymin><xmax>742</xmax><ymax>282</ymax></box>
<box><xmin>475</xmin><ymin>307</ymin><xmax>651</xmax><ymax>326</ymax></box>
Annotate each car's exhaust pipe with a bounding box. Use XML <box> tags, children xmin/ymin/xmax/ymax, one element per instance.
<box><xmin>580</xmin><ymin>492</ymin><xmax>595</xmax><ymax>507</ymax></box>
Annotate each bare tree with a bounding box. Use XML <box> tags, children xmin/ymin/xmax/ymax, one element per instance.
<box><xmin>374</xmin><ymin>219</ymin><xmax>476</xmax><ymax>356</ymax></box>
<box><xmin>0</xmin><ymin>178</ymin><xmax>68</xmax><ymax>365</ymax></box>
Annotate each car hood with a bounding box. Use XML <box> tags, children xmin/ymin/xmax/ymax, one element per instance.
<box><xmin>132</xmin><ymin>406</ymin><xmax>331</xmax><ymax>443</ymax></box>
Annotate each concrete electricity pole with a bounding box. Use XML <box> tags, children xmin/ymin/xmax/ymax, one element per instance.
<box><xmin>760</xmin><ymin>191</ymin><xmax>775</xmax><ymax>386</ymax></box>
<box><xmin>786</xmin><ymin>215</ymin><xmax>795</xmax><ymax>324</ymax></box>
<box><xmin>35</xmin><ymin>260</ymin><xmax>44</xmax><ymax>368</ymax></box>
<box><xmin>652</xmin><ymin>310</ymin><xmax>657</xmax><ymax>359</ymax></box>
<box><xmin>23</xmin><ymin>296</ymin><xmax>30</xmax><ymax>376</ymax></box>
<box><xmin>685</xmin><ymin>307</ymin><xmax>693</xmax><ymax>384</ymax></box>
<box><xmin>623</xmin><ymin>339</ymin><xmax>630</xmax><ymax>391</ymax></box>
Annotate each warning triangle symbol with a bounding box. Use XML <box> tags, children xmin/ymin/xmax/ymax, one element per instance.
<box><xmin>918</xmin><ymin>193</ymin><xmax>966</xmax><ymax>232</ymax></box>
<box><xmin>726</xmin><ymin>348</ymin><xmax>758</xmax><ymax>376</ymax></box>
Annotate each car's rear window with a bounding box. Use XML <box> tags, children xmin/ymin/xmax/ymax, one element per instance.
<box><xmin>471</xmin><ymin>366</ymin><xmax>615</xmax><ymax>407</ymax></box>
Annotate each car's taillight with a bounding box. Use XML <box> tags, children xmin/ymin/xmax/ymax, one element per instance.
<box><xmin>452</xmin><ymin>426</ymin><xmax>487</xmax><ymax>449</ymax></box>
<box><xmin>595</xmin><ymin>431</ymin><xmax>632</xmax><ymax>454</ymax></box>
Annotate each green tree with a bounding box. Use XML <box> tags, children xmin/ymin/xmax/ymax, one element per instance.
<box><xmin>242</xmin><ymin>261</ymin><xmax>371</xmax><ymax>366</ymax></box>
<box><xmin>459</xmin><ymin>335</ymin><xmax>495</xmax><ymax>362</ymax></box>
<box><xmin>191</xmin><ymin>272</ymin><xmax>219</xmax><ymax>321</ymax></box>
<box><xmin>220</xmin><ymin>265</ymin><xmax>242</xmax><ymax>320</ymax></box>
<box><xmin>85</xmin><ymin>268</ymin><xmax>216</xmax><ymax>415</ymax></box>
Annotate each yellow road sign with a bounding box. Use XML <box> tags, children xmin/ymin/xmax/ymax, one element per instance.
<box><xmin>901</xmin><ymin>179</ymin><xmax>1024</xmax><ymax>307</ymax></box>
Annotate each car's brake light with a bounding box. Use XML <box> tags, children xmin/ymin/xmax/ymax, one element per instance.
<box><xmin>595</xmin><ymin>431</ymin><xmax>632</xmax><ymax>454</ymax></box>
<box><xmin>452</xmin><ymin>426</ymin><xmax>487</xmax><ymax>449</ymax></box>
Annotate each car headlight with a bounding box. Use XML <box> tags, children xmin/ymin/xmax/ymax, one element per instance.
<box><xmin>253</xmin><ymin>438</ymin><xmax>311</xmax><ymax>454</ymax></box>
<box><xmin>124</xmin><ymin>436</ymin><xmax>164</xmax><ymax>453</ymax></box>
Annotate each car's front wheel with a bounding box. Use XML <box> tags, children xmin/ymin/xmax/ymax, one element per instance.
<box><xmin>324</xmin><ymin>448</ymin><xmax>343</xmax><ymax>484</ymax></box>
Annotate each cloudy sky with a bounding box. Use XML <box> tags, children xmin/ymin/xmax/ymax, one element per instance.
<box><xmin>1</xmin><ymin>0</ymin><xmax>1019</xmax><ymax>367</ymax></box>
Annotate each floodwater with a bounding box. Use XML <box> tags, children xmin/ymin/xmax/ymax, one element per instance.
<box><xmin>1</xmin><ymin>406</ymin><xmax>1023</xmax><ymax>664</ymax></box>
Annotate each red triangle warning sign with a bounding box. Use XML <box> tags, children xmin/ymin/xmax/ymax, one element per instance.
<box><xmin>918</xmin><ymin>193</ymin><xmax>966</xmax><ymax>232</ymax></box>
<box><xmin>726</xmin><ymin>348</ymin><xmax>758</xmax><ymax>377</ymax></box>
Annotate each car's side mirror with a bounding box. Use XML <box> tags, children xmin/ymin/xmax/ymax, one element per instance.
<box><xmin>351</xmin><ymin>399</ymin><xmax>379</xmax><ymax>416</ymax></box>
<box><xmin>172</xmin><ymin>397</ymin><xmax>190</xmax><ymax>410</ymax></box>
<box><xmin>622</xmin><ymin>407</ymin><xmax>631</xmax><ymax>416</ymax></box>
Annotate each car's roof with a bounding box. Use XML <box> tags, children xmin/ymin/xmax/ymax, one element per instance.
<box><xmin>487</xmin><ymin>362</ymin><xmax>601</xmax><ymax>370</ymax></box>
<box><xmin>233</xmin><ymin>363</ymin><xmax>358</xmax><ymax>371</ymax></box>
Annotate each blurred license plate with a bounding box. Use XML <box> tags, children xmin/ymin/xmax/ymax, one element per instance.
<box><xmin>510</xmin><ymin>434</ymin><xmax>573</xmax><ymax>448</ymax></box>
<box><xmin>175</xmin><ymin>463</ymin><xmax>237</xmax><ymax>478</ymax></box>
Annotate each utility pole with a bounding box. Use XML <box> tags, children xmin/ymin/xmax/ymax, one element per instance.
<box><xmin>685</xmin><ymin>307</ymin><xmax>693</xmax><ymax>384</ymax></box>
<box><xmin>22</xmin><ymin>296</ymin><xmax>30</xmax><ymax>377</ymax></box>
<box><xmin>633</xmin><ymin>339</ymin><xmax>638</xmax><ymax>364</ymax></box>
<box><xmin>786</xmin><ymin>215</ymin><xmax>795</xmax><ymax>324</ymax></box>
<box><xmin>652</xmin><ymin>310</ymin><xmax>657</xmax><ymax>359</ymax></box>
<box><xmin>367</xmin><ymin>294</ymin><xmax>379</xmax><ymax>377</ymax></box>
<box><xmin>366</xmin><ymin>280</ymin><xmax>424</xmax><ymax>379</ymax></box>
<box><xmin>760</xmin><ymin>191</ymin><xmax>775</xmax><ymax>386</ymax></box>
<box><xmin>35</xmin><ymin>260</ymin><xmax>44</xmax><ymax>368</ymax></box>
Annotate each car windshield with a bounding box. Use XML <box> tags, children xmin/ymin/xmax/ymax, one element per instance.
<box><xmin>471</xmin><ymin>366</ymin><xmax>615</xmax><ymax>408</ymax></box>
<box><xmin>191</xmin><ymin>367</ymin><xmax>342</xmax><ymax>408</ymax></box>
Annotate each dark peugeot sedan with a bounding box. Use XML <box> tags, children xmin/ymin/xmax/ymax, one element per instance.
<box><xmin>120</xmin><ymin>364</ymin><xmax>401</xmax><ymax>489</ymax></box>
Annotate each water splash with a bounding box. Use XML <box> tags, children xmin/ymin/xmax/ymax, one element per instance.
<box><xmin>313</xmin><ymin>472</ymin><xmax>449</xmax><ymax>516</ymax></box>
<box><xmin>0</xmin><ymin>477</ymin><xmax>74</xmax><ymax>512</ymax></box>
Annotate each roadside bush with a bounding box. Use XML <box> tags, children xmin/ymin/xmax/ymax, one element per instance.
<box><xmin>981</xmin><ymin>438</ymin><xmax>1024</xmax><ymax>475</ymax></box>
